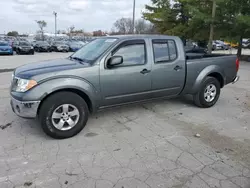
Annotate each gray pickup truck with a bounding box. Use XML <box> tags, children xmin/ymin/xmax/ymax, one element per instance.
<box><xmin>10</xmin><ymin>35</ymin><xmax>239</xmax><ymax>139</ymax></box>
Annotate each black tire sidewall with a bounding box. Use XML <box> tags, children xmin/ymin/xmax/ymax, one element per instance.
<box><xmin>199</xmin><ymin>77</ymin><xmax>221</xmax><ymax>108</ymax></box>
<box><xmin>39</xmin><ymin>92</ymin><xmax>89</xmax><ymax>139</ymax></box>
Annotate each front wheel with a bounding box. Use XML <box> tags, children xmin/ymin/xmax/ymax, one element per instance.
<box><xmin>193</xmin><ymin>76</ymin><xmax>221</xmax><ymax>108</ymax></box>
<box><xmin>39</xmin><ymin>92</ymin><xmax>89</xmax><ymax>139</ymax></box>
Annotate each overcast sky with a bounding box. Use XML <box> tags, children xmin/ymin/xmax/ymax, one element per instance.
<box><xmin>0</xmin><ymin>0</ymin><xmax>151</xmax><ymax>34</ymax></box>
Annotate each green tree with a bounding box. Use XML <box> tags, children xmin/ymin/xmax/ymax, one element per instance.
<box><xmin>36</xmin><ymin>20</ymin><xmax>47</xmax><ymax>41</ymax></box>
<box><xmin>222</xmin><ymin>0</ymin><xmax>250</xmax><ymax>56</ymax></box>
<box><xmin>7</xmin><ymin>31</ymin><xmax>19</xmax><ymax>37</ymax></box>
<box><xmin>143</xmin><ymin>0</ymin><xmax>250</xmax><ymax>56</ymax></box>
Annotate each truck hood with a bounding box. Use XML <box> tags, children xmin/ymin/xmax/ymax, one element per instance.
<box><xmin>14</xmin><ymin>58</ymin><xmax>89</xmax><ymax>79</ymax></box>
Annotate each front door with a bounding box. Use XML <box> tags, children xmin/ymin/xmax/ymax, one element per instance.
<box><xmin>100</xmin><ymin>39</ymin><xmax>152</xmax><ymax>107</ymax></box>
<box><xmin>150</xmin><ymin>39</ymin><xmax>186</xmax><ymax>98</ymax></box>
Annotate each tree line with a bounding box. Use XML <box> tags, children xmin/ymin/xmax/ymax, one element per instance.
<box><xmin>143</xmin><ymin>0</ymin><xmax>250</xmax><ymax>56</ymax></box>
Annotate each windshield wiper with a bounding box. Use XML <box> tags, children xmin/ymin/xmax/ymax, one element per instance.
<box><xmin>69</xmin><ymin>56</ymin><xmax>85</xmax><ymax>63</ymax></box>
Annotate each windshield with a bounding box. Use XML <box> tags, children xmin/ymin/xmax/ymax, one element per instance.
<box><xmin>71</xmin><ymin>38</ymin><xmax>118</xmax><ymax>63</ymax></box>
<box><xmin>0</xmin><ymin>42</ymin><xmax>8</xmax><ymax>46</ymax></box>
<box><xmin>19</xmin><ymin>42</ymin><xmax>30</xmax><ymax>46</ymax></box>
<box><xmin>54</xmin><ymin>42</ymin><xmax>66</xmax><ymax>45</ymax></box>
<box><xmin>37</xmin><ymin>41</ymin><xmax>49</xmax><ymax>45</ymax></box>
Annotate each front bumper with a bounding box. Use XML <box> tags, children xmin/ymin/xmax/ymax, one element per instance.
<box><xmin>19</xmin><ymin>49</ymin><xmax>34</xmax><ymax>54</ymax></box>
<box><xmin>57</xmin><ymin>47</ymin><xmax>69</xmax><ymax>52</ymax></box>
<box><xmin>10</xmin><ymin>97</ymin><xmax>40</xmax><ymax>118</ymax></box>
<box><xmin>0</xmin><ymin>51</ymin><xmax>13</xmax><ymax>55</ymax></box>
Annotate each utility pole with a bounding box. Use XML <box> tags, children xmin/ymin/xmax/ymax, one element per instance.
<box><xmin>208</xmin><ymin>0</ymin><xmax>216</xmax><ymax>54</ymax></box>
<box><xmin>53</xmin><ymin>11</ymin><xmax>57</xmax><ymax>38</ymax></box>
<box><xmin>132</xmin><ymin>0</ymin><xmax>136</xmax><ymax>34</ymax></box>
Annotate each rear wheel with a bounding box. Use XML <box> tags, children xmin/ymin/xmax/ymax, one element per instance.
<box><xmin>193</xmin><ymin>76</ymin><xmax>221</xmax><ymax>108</ymax></box>
<box><xmin>39</xmin><ymin>92</ymin><xmax>89</xmax><ymax>139</ymax></box>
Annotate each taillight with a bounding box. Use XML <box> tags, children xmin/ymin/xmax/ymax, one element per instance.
<box><xmin>236</xmin><ymin>58</ymin><xmax>239</xmax><ymax>72</ymax></box>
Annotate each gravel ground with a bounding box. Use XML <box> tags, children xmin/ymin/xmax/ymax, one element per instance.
<box><xmin>0</xmin><ymin>54</ymin><xmax>249</xmax><ymax>188</ymax></box>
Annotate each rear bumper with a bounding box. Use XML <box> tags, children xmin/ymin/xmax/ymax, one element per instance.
<box><xmin>232</xmin><ymin>76</ymin><xmax>240</xmax><ymax>84</ymax></box>
<box><xmin>10</xmin><ymin>97</ymin><xmax>40</xmax><ymax>118</ymax></box>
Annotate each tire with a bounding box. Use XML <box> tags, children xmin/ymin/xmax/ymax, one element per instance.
<box><xmin>39</xmin><ymin>92</ymin><xmax>89</xmax><ymax>139</ymax></box>
<box><xmin>193</xmin><ymin>76</ymin><xmax>221</xmax><ymax>108</ymax></box>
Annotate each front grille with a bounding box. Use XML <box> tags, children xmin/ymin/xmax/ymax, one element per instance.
<box><xmin>0</xmin><ymin>49</ymin><xmax>8</xmax><ymax>51</ymax></box>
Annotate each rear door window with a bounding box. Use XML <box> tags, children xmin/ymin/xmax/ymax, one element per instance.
<box><xmin>152</xmin><ymin>40</ymin><xmax>177</xmax><ymax>63</ymax></box>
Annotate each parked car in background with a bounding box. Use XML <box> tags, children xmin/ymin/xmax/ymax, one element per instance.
<box><xmin>10</xmin><ymin>35</ymin><xmax>239</xmax><ymax>139</ymax></box>
<box><xmin>242</xmin><ymin>39</ymin><xmax>250</xmax><ymax>49</ymax></box>
<box><xmin>34</xmin><ymin>41</ymin><xmax>51</xmax><ymax>52</ymax></box>
<box><xmin>51</xmin><ymin>41</ymin><xmax>69</xmax><ymax>52</ymax></box>
<box><xmin>215</xmin><ymin>40</ymin><xmax>230</xmax><ymax>50</ymax></box>
<box><xmin>16</xmin><ymin>41</ymin><xmax>34</xmax><ymax>55</ymax></box>
<box><xmin>0</xmin><ymin>41</ymin><xmax>13</xmax><ymax>55</ymax></box>
<box><xmin>67</xmin><ymin>41</ymin><xmax>82</xmax><ymax>52</ymax></box>
<box><xmin>212</xmin><ymin>41</ymin><xmax>223</xmax><ymax>50</ymax></box>
<box><xmin>224</xmin><ymin>41</ymin><xmax>239</xmax><ymax>48</ymax></box>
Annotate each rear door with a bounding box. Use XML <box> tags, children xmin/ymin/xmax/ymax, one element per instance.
<box><xmin>150</xmin><ymin>39</ymin><xmax>186</xmax><ymax>98</ymax></box>
<box><xmin>100</xmin><ymin>39</ymin><xmax>152</xmax><ymax>107</ymax></box>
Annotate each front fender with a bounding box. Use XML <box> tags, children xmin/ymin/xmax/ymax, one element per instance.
<box><xmin>20</xmin><ymin>77</ymin><xmax>100</xmax><ymax>109</ymax></box>
<box><xmin>191</xmin><ymin>65</ymin><xmax>225</xmax><ymax>94</ymax></box>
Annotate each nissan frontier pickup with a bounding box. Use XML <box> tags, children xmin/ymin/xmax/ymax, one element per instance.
<box><xmin>10</xmin><ymin>35</ymin><xmax>240</xmax><ymax>138</ymax></box>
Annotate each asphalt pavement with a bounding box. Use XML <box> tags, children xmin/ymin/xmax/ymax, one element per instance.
<box><xmin>0</xmin><ymin>52</ymin><xmax>71</xmax><ymax>71</ymax></box>
<box><xmin>0</xmin><ymin>54</ymin><xmax>249</xmax><ymax>188</ymax></box>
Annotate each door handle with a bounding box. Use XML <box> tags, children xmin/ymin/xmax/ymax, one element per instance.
<box><xmin>174</xmin><ymin>65</ymin><xmax>182</xmax><ymax>71</ymax></box>
<box><xmin>140</xmin><ymin>69</ymin><xmax>151</xmax><ymax>74</ymax></box>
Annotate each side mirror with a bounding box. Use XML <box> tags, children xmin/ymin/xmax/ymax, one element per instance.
<box><xmin>107</xmin><ymin>56</ymin><xmax>123</xmax><ymax>68</ymax></box>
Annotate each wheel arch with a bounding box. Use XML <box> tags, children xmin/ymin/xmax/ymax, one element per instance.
<box><xmin>37</xmin><ymin>88</ymin><xmax>93</xmax><ymax>117</ymax></box>
<box><xmin>191</xmin><ymin>65</ymin><xmax>225</xmax><ymax>94</ymax></box>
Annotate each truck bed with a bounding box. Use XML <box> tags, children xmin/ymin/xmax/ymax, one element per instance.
<box><xmin>184</xmin><ymin>54</ymin><xmax>237</xmax><ymax>94</ymax></box>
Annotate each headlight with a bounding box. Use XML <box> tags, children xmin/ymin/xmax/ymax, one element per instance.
<box><xmin>19</xmin><ymin>47</ymin><xmax>22</xmax><ymax>49</ymax></box>
<box><xmin>15</xmin><ymin>78</ymin><xmax>37</xmax><ymax>92</ymax></box>
<box><xmin>31</xmin><ymin>46</ymin><xmax>34</xmax><ymax>49</ymax></box>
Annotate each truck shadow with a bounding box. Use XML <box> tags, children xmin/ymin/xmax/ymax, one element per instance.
<box><xmin>8</xmin><ymin>95</ymin><xmax>195</xmax><ymax>140</ymax></box>
<box><xmin>95</xmin><ymin>95</ymin><xmax>194</xmax><ymax>117</ymax></box>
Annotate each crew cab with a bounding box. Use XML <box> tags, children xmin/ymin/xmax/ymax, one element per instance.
<box><xmin>10</xmin><ymin>35</ymin><xmax>240</xmax><ymax>139</ymax></box>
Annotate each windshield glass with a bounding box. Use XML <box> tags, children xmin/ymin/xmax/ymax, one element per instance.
<box><xmin>19</xmin><ymin>42</ymin><xmax>30</xmax><ymax>46</ymax></box>
<box><xmin>71</xmin><ymin>38</ymin><xmax>118</xmax><ymax>63</ymax></box>
<box><xmin>37</xmin><ymin>41</ymin><xmax>49</xmax><ymax>45</ymax></box>
<box><xmin>0</xmin><ymin>42</ymin><xmax>8</xmax><ymax>46</ymax></box>
<box><xmin>54</xmin><ymin>42</ymin><xmax>66</xmax><ymax>45</ymax></box>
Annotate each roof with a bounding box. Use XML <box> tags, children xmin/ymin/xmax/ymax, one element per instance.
<box><xmin>105</xmin><ymin>34</ymin><xmax>179</xmax><ymax>40</ymax></box>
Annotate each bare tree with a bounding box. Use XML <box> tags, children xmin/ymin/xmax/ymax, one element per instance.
<box><xmin>113</xmin><ymin>18</ymin><xmax>157</xmax><ymax>35</ymax></box>
<box><xmin>114</xmin><ymin>18</ymin><xmax>133</xmax><ymax>34</ymax></box>
<box><xmin>35</xmin><ymin>20</ymin><xmax>47</xmax><ymax>41</ymax></box>
<box><xmin>135</xmin><ymin>19</ymin><xmax>149</xmax><ymax>34</ymax></box>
